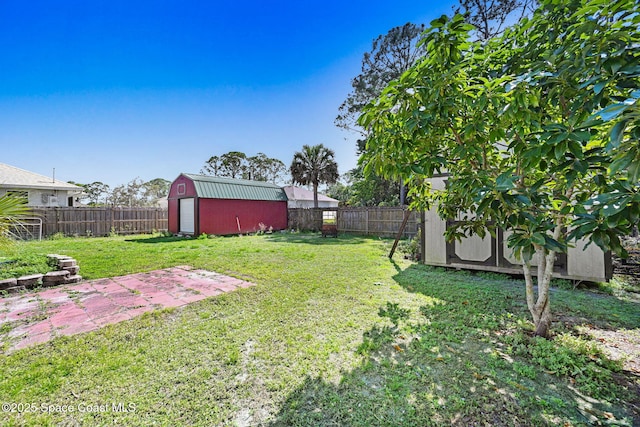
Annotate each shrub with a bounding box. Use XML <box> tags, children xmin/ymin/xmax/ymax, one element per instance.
<box><xmin>528</xmin><ymin>334</ymin><xmax>621</xmax><ymax>399</ymax></box>
<box><xmin>399</xmin><ymin>228</ymin><xmax>421</xmax><ymax>260</ymax></box>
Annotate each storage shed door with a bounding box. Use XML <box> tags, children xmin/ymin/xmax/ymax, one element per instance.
<box><xmin>179</xmin><ymin>198</ymin><xmax>195</xmax><ymax>234</ymax></box>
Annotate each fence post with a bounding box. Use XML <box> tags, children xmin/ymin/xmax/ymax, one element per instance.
<box><xmin>55</xmin><ymin>207</ymin><xmax>59</xmax><ymax>235</ymax></box>
<box><xmin>365</xmin><ymin>208</ymin><xmax>369</xmax><ymax>235</ymax></box>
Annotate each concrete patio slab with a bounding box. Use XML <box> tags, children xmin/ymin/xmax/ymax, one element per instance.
<box><xmin>0</xmin><ymin>266</ymin><xmax>255</xmax><ymax>354</ymax></box>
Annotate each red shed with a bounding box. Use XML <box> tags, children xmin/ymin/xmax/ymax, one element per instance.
<box><xmin>168</xmin><ymin>174</ymin><xmax>288</xmax><ymax>235</ymax></box>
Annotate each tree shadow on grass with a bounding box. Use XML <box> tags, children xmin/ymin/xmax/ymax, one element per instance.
<box><xmin>394</xmin><ymin>264</ymin><xmax>640</xmax><ymax>377</ymax></box>
<box><xmin>127</xmin><ymin>233</ymin><xmax>376</xmax><ymax>246</ymax></box>
<box><xmin>267</xmin><ymin>318</ymin><xmax>637</xmax><ymax>426</ymax></box>
<box><xmin>125</xmin><ymin>235</ymin><xmax>193</xmax><ymax>244</ymax></box>
<box><xmin>393</xmin><ymin>264</ymin><xmax>640</xmax><ymax>332</ymax></box>
<box><xmin>266</xmin><ymin>263</ymin><xmax>639</xmax><ymax>425</ymax></box>
<box><xmin>263</xmin><ymin>233</ymin><xmax>374</xmax><ymax>246</ymax></box>
<box><xmin>126</xmin><ymin>234</ymin><xmax>262</xmax><ymax>244</ymax></box>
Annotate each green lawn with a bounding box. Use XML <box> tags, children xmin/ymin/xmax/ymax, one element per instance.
<box><xmin>0</xmin><ymin>233</ymin><xmax>638</xmax><ymax>426</ymax></box>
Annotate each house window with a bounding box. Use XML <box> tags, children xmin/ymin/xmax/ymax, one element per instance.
<box><xmin>177</xmin><ymin>183</ymin><xmax>186</xmax><ymax>195</ymax></box>
<box><xmin>6</xmin><ymin>190</ymin><xmax>28</xmax><ymax>202</ymax></box>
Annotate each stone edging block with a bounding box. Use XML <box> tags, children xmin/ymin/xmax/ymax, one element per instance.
<box><xmin>1</xmin><ymin>255</ymin><xmax>83</xmax><ymax>295</ymax></box>
<box><xmin>0</xmin><ymin>278</ymin><xmax>18</xmax><ymax>291</ymax></box>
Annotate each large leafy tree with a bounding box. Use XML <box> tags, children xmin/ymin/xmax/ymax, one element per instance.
<box><xmin>220</xmin><ymin>151</ymin><xmax>247</xmax><ymax>179</ymax></box>
<box><xmin>245</xmin><ymin>153</ymin><xmax>286</xmax><ymax>183</ymax></box>
<box><xmin>101</xmin><ymin>178</ymin><xmax>170</xmax><ymax>207</ymax></box>
<box><xmin>336</xmin><ymin>23</ymin><xmax>426</xmax><ymax>134</ymax></box>
<box><xmin>325</xmin><ymin>171</ymin><xmax>400</xmax><ymax>207</ymax></box>
<box><xmin>455</xmin><ymin>0</ymin><xmax>538</xmax><ymax>40</ymax></box>
<box><xmin>108</xmin><ymin>178</ymin><xmax>145</xmax><ymax>207</ymax></box>
<box><xmin>264</xmin><ymin>157</ymin><xmax>287</xmax><ymax>184</ymax></box>
<box><xmin>337</xmin><ymin>23</ymin><xmax>426</xmax><ymax>206</ymax></box>
<box><xmin>143</xmin><ymin>178</ymin><xmax>170</xmax><ymax>199</ymax></box>
<box><xmin>82</xmin><ymin>181</ymin><xmax>111</xmax><ymax>206</ymax></box>
<box><xmin>325</xmin><ymin>181</ymin><xmax>352</xmax><ymax>206</ymax></box>
<box><xmin>338</xmin><ymin>3</ymin><xmax>534</xmax><ymax>207</ymax></box>
<box><xmin>339</xmin><ymin>168</ymin><xmax>400</xmax><ymax>207</ymax></box>
<box><xmin>143</xmin><ymin>178</ymin><xmax>171</xmax><ymax>204</ymax></box>
<box><xmin>201</xmin><ymin>151</ymin><xmax>286</xmax><ymax>184</ymax></box>
<box><xmin>360</xmin><ymin>0</ymin><xmax>640</xmax><ymax>337</ymax></box>
<box><xmin>201</xmin><ymin>155</ymin><xmax>222</xmax><ymax>176</ymax></box>
<box><xmin>290</xmin><ymin>144</ymin><xmax>339</xmax><ymax>208</ymax></box>
<box><xmin>245</xmin><ymin>153</ymin><xmax>270</xmax><ymax>181</ymax></box>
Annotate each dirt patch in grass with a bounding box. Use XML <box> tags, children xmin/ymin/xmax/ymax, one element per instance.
<box><xmin>234</xmin><ymin>338</ymin><xmax>275</xmax><ymax>426</ymax></box>
<box><xmin>564</xmin><ymin>334</ymin><xmax>639</xmax><ymax>423</ymax></box>
<box><xmin>575</xmin><ymin>326</ymin><xmax>640</xmax><ymax>375</ymax></box>
<box><xmin>567</xmin><ymin>322</ymin><xmax>640</xmax><ymax>423</ymax></box>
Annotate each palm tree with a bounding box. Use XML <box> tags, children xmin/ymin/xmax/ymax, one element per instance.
<box><xmin>0</xmin><ymin>193</ymin><xmax>30</xmax><ymax>247</ymax></box>
<box><xmin>290</xmin><ymin>144</ymin><xmax>339</xmax><ymax>208</ymax></box>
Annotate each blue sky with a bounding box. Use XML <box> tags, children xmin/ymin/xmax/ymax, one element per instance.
<box><xmin>0</xmin><ymin>0</ymin><xmax>455</xmax><ymax>188</ymax></box>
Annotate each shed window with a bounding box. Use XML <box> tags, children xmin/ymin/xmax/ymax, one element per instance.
<box><xmin>177</xmin><ymin>183</ymin><xmax>186</xmax><ymax>195</ymax></box>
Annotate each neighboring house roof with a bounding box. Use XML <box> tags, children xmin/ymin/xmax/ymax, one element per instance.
<box><xmin>283</xmin><ymin>185</ymin><xmax>338</xmax><ymax>204</ymax></box>
<box><xmin>0</xmin><ymin>163</ymin><xmax>82</xmax><ymax>192</ymax></box>
<box><xmin>182</xmin><ymin>174</ymin><xmax>288</xmax><ymax>202</ymax></box>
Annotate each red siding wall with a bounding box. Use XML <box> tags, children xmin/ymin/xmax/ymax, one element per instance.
<box><xmin>168</xmin><ymin>199</ymin><xmax>179</xmax><ymax>233</ymax></box>
<box><xmin>198</xmin><ymin>199</ymin><xmax>287</xmax><ymax>235</ymax></box>
<box><xmin>168</xmin><ymin>175</ymin><xmax>198</xmax><ymax>199</ymax></box>
<box><xmin>168</xmin><ymin>175</ymin><xmax>198</xmax><ymax>234</ymax></box>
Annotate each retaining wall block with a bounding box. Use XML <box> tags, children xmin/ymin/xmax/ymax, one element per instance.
<box><xmin>63</xmin><ymin>266</ymin><xmax>80</xmax><ymax>275</ymax></box>
<box><xmin>63</xmin><ymin>275</ymin><xmax>83</xmax><ymax>284</ymax></box>
<box><xmin>17</xmin><ymin>274</ymin><xmax>44</xmax><ymax>289</ymax></box>
<box><xmin>58</xmin><ymin>259</ymin><xmax>77</xmax><ymax>269</ymax></box>
<box><xmin>0</xmin><ymin>278</ymin><xmax>18</xmax><ymax>291</ymax></box>
<box><xmin>42</xmin><ymin>270</ymin><xmax>70</xmax><ymax>286</ymax></box>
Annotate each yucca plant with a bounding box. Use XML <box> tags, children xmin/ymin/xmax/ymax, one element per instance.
<box><xmin>0</xmin><ymin>193</ymin><xmax>31</xmax><ymax>248</ymax></box>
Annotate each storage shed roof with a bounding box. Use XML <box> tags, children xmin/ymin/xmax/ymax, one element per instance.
<box><xmin>182</xmin><ymin>174</ymin><xmax>288</xmax><ymax>202</ymax></box>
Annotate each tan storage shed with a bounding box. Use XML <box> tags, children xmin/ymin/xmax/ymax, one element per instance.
<box><xmin>422</xmin><ymin>176</ymin><xmax>612</xmax><ymax>282</ymax></box>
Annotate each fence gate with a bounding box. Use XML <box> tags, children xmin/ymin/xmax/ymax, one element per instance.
<box><xmin>8</xmin><ymin>217</ymin><xmax>42</xmax><ymax>240</ymax></box>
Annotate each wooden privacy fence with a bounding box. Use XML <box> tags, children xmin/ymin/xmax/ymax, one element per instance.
<box><xmin>288</xmin><ymin>207</ymin><xmax>419</xmax><ymax>238</ymax></box>
<box><xmin>28</xmin><ymin>207</ymin><xmax>168</xmax><ymax>237</ymax></box>
<box><xmin>19</xmin><ymin>207</ymin><xmax>412</xmax><ymax>239</ymax></box>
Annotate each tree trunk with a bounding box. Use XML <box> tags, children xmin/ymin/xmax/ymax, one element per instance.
<box><xmin>535</xmin><ymin>299</ymin><xmax>552</xmax><ymax>338</ymax></box>
<box><xmin>313</xmin><ymin>182</ymin><xmax>319</xmax><ymax>208</ymax></box>
<box><xmin>522</xmin><ymin>247</ymin><xmax>556</xmax><ymax>339</ymax></box>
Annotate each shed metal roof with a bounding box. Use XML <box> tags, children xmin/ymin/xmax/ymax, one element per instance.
<box><xmin>183</xmin><ymin>174</ymin><xmax>288</xmax><ymax>202</ymax></box>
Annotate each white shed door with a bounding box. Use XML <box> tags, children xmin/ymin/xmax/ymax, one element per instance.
<box><xmin>179</xmin><ymin>198</ymin><xmax>195</xmax><ymax>234</ymax></box>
